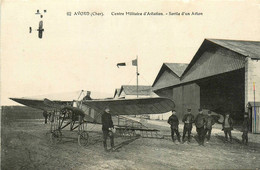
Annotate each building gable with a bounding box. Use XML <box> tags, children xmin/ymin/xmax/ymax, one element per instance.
<box><xmin>181</xmin><ymin>41</ymin><xmax>246</xmax><ymax>83</ymax></box>
<box><xmin>153</xmin><ymin>69</ymin><xmax>181</xmax><ymax>91</ymax></box>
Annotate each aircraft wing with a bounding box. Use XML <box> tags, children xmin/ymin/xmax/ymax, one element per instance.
<box><xmin>10</xmin><ymin>98</ymin><xmax>96</xmax><ymax>123</ymax></box>
<box><xmin>83</xmin><ymin>97</ymin><xmax>175</xmax><ymax>115</ymax></box>
<box><xmin>9</xmin><ymin>98</ymin><xmax>72</xmax><ymax>111</ymax></box>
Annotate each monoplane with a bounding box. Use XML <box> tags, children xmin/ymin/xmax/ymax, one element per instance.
<box><xmin>10</xmin><ymin>92</ymin><xmax>175</xmax><ymax>146</ymax></box>
<box><xmin>37</xmin><ymin>21</ymin><xmax>44</xmax><ymax>39</ymax></box>
<box><xmin>29</xmin><ymin>20</ymin><xmax>44</xmax><ymax>39</ymax></box>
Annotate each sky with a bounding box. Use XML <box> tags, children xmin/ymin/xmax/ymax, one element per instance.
<box><xmin>1</xmin><ymin>0</ymin><xmax>260</xmax><ymax>105</ymax></box>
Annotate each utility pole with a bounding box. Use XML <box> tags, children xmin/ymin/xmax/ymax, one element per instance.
<box><xmin>253</xmin><ymin>82</ymin><xmax>256</xmax><ymax>133</ymax></box>
<box><xmin>136</xmin><ymin>55</ymin><xmax>139</xmax><ymax>98</ymax></box>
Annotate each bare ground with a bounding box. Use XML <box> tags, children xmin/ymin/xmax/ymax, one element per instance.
<box><xmin>1</xmin><ymin>118</ymin><xmax>260</xmax><ymax>170</ymax></box>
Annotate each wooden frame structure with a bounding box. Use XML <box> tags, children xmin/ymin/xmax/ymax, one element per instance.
<box><xmin>49</xmin><ymin>109</ymin><xmax>89</xmax><ymax>146</ymax></box>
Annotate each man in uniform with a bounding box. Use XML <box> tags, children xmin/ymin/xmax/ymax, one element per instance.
<box><xmin>182</xmin><ymin>109</ymin><xmax>194</xmax><ymax>143</ymax></box>
<box><xmin>205</xmin><ymin>110</ymin><xmax>215</xmax><ymax>142</ymax></box>
<box><xmin>168</xmin><ymin>110</ymin><xmax>181</xmax><ymax>142</ymax></box>
<box><xmin>222</xmin><ymin>113</ymin><xmax>233</xmax><ymax>143</ymax></box>
<box><xmin>101</xmin><ymin>107</ymin><xmax>114</xmax><ymax>151</ymax></box>
<box><xmin>195</xmin><ymin>108</ymin><xmax>206</xmax><ymax>145</ymax></box>
<box><xmin>242</xmin><ymin>112</ymin><xmax>249</xmax><ymax>145</ymax></box>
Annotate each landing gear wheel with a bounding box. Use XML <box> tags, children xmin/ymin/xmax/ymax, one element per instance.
<box><xmin>78</xmin><ymin>131</ymin><xmax>89</xmax><ymax>146</ymax></box>
<box><xmin>50</xmin><ymin>130</ymin><xmax>62</xmax><ymax>144</ymax></box>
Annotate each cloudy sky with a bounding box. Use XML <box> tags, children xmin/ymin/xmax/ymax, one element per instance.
<box><xmin>1</xmin><ymin>0</ymin><xmax>259</xmax><ymax>105</ymax></box>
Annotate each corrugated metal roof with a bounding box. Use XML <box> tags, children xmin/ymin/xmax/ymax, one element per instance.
<box><xmin>164</xmin><ymin>63</ymin><xmax>188</xmax><ymax>77</ymax></box>
<box><xmin>113</xmin><ymin>88</ymin><xmax>121</xmax><ymax>98</ymax></box>
<box><xmin>120</xmin><ymin>85</ymin><xmax>153</xmax><ymax>96</ymax></box>
<box><xmin>152</xmin><ymin>63</ymin><xmax>188</xmax><ymax>88</ymax></box>
<box><xmin>181</xmin><ymin>47</ymin><xmax>245</xmax><ymax>83</ymax></box>
<box><xmin>180</xmin><ymin>39</ymin><xmax>256</xmax><ymax>82</ymax></box>
<box><xmin>208</xmin><ymin>39</ymin><xmax>260</xmax><ymax>59</ymax></box>
<box><xmin>153</xmin><ymin>69</ymin><xmax>182</xmax><ymax>91</ymax></box>
<box><xmin>153</xmin><ymin>38</ymin><xmax>260</xmax><ymax>91</ymax></box>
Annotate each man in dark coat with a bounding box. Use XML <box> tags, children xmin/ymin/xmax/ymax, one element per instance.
<box><xmin>182</xmin><ymin>109</ymin><xmax>194</xmax><ymax>143</ymax></box>
<box><xmin>194</xmin><ymin>108</ymin><xmax>206</xmax><ymax>145</ymax></box>
<box><xmin>83</xmin><ymin>91</ymin><xmax>92</xmax><ymax>100</ymax></box>
<box><xmin>222</xmin><ymin>113</ymin><xmax>233</xmax><ymax>143</ymax></box>
<box><xmin>205</xmin><ymin>110</ymin><xmax>215</xmax><ymax>142</ymax></box>
<box><xmin>168</xmin><ymin>110</ymin><xmax>181</xmax><ymax>142</ymax></box>
<box><xmin>43</xmin><ymin>111</ymin><xmax>48</xmax><ymax>124</ymax></box>
<box><xmin>101</xmin><ymin>107</ymin><xmax>114</xmax><ymax>151</ymax></box>
<box><xmin>242</xmin><ymin>112</ymin><xmax>249</xmax><ymax>145</ymax></box>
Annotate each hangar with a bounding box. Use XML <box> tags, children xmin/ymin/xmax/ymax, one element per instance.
<box><xmin>113</xmin><ymin>85</ymin><xmax>156</xmax><ymax>99</ymax></box>
<box><xmin>152</xmin><ymin>39</ymin><xmax>260</xmax><ymax>133</ymax></box>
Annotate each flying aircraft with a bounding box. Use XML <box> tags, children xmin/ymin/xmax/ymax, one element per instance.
<box><xmin>10</xmin><ymin>93</ymin><xmax>175</xmax><ymax>146</ymax></box>
<box><xmin>37</xmin><ymin>21</ymin><xmax>44</xmax><ymax>39</ymax></box>
<box><xmin>29</xmin><ymin>21</ymin><xmax>44</xmax><ymax>39</ymax></box>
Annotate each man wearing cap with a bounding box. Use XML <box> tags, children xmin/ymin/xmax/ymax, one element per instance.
<box><xmin>195</xmin><ymin>108</ymin><xmax>206</xmax><ymax>145</ymax></box>
<box><xmin>168</xmin><ymin>110</ymin><xmax>181</xmax><ymax>142</ymax></box>
<box><xmin>101</xmin><ymin>107</ymin><xmax>114</xmax><ymax>151</ymax></box>
<box><xmin>182</xmin><ymin>109</ymin><xmax>194</xmax><ymax>143</ymax></box>
<box><xmin>205</xmin><ymin>110</ymin><xmax>215</xmax><ymax>142</ymax></box>
<box><xmin>242</xmin><ymin>112</ymin><xmax>249</xmax><ymax>145</ymax></box>
<box><xmin>222</xmin><ymin>113</ymin><xmax>233</xmax><ymax>143</ymax></box>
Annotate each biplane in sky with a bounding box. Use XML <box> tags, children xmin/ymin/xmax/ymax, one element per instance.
<box><xmin>10</xmin><ymin>94</ymin><xmax>175</xmax><ymax>146</ymax></box>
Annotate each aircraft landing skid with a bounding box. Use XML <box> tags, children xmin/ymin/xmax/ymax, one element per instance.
<box><xmin>115</xmin><ymin>126</ymin><xmax>164</xmax><ymax>139</ymax></box>
<box><xmin>115</xmin><ymin>116</ymin><xmax>163</xmax><ymax>139</ymax></box>
<box><xmin>49</xmin><ymin>110</ymin><xmax>89</xmax><ymax>146</ymax></box>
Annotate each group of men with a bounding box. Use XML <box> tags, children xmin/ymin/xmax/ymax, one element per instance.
<box><xmin>101</xmin><ymin>107</ymin><xmax>250</xmax><ymax>151</ymax></box>
<box><xmin>168</xmin><ymin>108</ymin><xmax>215</xmax><ymax>145</ymax></box>
<box><xmin>168</xmin><ymin>108</ymin><xmax>250</xmax><ymax>146</ymax></box>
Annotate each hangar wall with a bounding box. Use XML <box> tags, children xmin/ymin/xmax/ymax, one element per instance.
<box><xmin>172</xmin><ymin>86</ymin><xmax>183</xmax><ymax>119</ymax></box>
<box><xmin>181</xmin><ymin>83</ymin><xmax>200</xmax><ymax>116</ymax></box>
<box><xmin>245</xmin><ymin>58</ymin><xmax>260</xmax><ymax>133</ymax></box>
<box><xmin>155</xmin><ymin>69</ymin><xmax>245</xmax><ymax>120</ymax></box>
<box><xmin>155</xmin><ymin>83</ymin><xmax>200</xmax><ymax>119</ymax></box>
<box><xmin>245</xmin><ymin>58</ymin><xmax>260</xmax><ymax>106</ymax></box>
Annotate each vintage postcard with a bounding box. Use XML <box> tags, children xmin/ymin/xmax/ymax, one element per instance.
<box><xmin>1</xmin><ymin>0</ymin><xmax>260</xmax><ymax>169</ymax></box>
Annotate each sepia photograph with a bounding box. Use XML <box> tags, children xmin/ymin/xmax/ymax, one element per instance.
<box><xmin>1</xmin><ymin>0</ymin><xmax>260</xmax><ymax>169</ymax></box>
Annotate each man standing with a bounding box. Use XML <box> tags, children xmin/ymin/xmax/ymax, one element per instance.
<box><xmin>101</xmin><ymin>107</ymin><xmax>114</xmax><ymax>151</ymax></box>
<box><xmin>83</xmin><ymin>91</ymin><xmax>92</xmax><ymax>116</ymax></box>
<box><xmin>43</xmin><ymin>110</ymin><xmax>48</xmax><ymax>124</ymax></box>
<box><xmin>205</xmin><ymin>110</ymin><xmax>215</xmax><ymax>142</ymax></box>
<box><xmin>182</xmin><ymin>109</ymin><xmax>194</xmax><ymax>143</ymax></box>
<box><xmin>168</xmin><ymin>110</ymin><xmax>181</xmax><ymax>142</ymax></box>
<box><xmin>195</xmin><ymin>108</ymin><xmax>206</xmax><ymax>145</ymax></box>
<box><xmin>242</xmin><ymin>112</ymin><xmax>249</xmax><ymax>145</ymax></box>
<box><xmin>222</xmin><ymin>113</ymin><xmax>233</xmax><ymax>143</ymax></box>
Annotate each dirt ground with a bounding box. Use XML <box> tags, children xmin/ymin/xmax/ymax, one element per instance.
<box><xmin>1</xmin><ymin>118</ymin><xmax>260</xmax><ymax>170</ymax></box>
